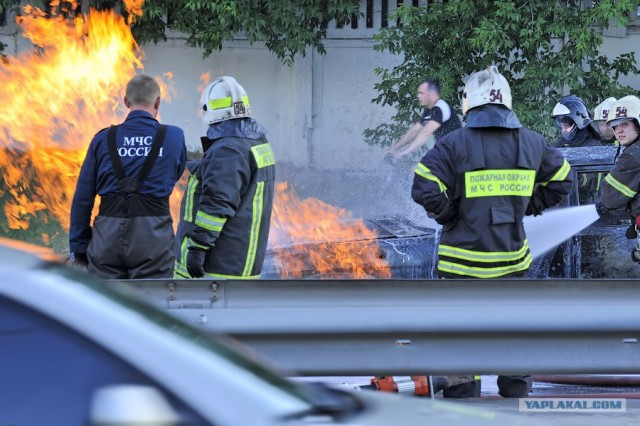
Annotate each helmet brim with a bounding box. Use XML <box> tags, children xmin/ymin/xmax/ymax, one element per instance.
<box><xmin>608</xmin><ymin>117</ymin><xmax>634</xmax><ymax>128</ymax></box>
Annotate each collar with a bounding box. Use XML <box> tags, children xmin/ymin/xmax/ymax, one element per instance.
<box><xmin>465</xmin><ymin>105</ymin><xmax>522</xmax><ymax>129</ymax></box>
<box><xmin>124</xmin><ymin>110</ymin><xmax>157</xmax><ymax>121</ymax></box>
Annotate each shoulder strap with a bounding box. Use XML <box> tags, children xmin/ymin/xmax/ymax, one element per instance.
<box><xmin>106</xmin><ymin>124</ymin><xmax>168</xmax><ymax>188</ymax></box>
<box><xmin>106</xmin><ymin>125</ymin><xmax>126</xmax><ymax>181</ymax></box>
<box><xmin>137</xmin><ymin>124</ymin><xmax>168</xmax><ymax>183</ymax></box>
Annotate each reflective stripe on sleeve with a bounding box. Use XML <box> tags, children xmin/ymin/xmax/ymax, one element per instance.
<box><xmin>414</xmin><ymin>163</ymin><xmax>447</xmax><ymax>192</ymax></box>
<box><xmin>540</xmin><ymin>159</ymin><xmax>571</xmax><ymax>186</ymax></box>
<box><xmin>605</xmin><ymin>174</ymin><xmax>637</xmax><ymax>198</ymax></box>
<box><xmin>195</xmin><ymin>211</ymin><xmax>227</xmax><ymax>232</ymax></box>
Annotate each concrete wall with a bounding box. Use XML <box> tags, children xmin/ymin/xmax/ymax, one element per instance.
<box><xmin>142</xmin><ymin>37</ymin><xmax>401</xmax><ymax>171</ymax></box>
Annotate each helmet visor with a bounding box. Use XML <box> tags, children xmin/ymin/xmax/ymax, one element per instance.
<box><xmin>555</xmin><ymin>116</ymin><xmax>575</xmax><ymax>128</ymax></box>
<box><xmin>608</xmin><ymin>117</ymin><xmax>634</xmax><ymax>128</ymax></box>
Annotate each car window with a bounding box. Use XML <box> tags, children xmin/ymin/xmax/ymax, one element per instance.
<box><xmin>0</xmin><ymin>295</ymin><xmax>210</xmax><ymax>425</ymax></box>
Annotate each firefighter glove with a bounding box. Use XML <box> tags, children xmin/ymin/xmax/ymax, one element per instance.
<box><xmin>525</xmin><ymin>192</ymin><xmax>545</xmax><ymax>217</ymax></box>
<box><xmin>432</xmin><ymin>197</ymin><xmax>458</xmax><ymax>225</ymax></box>
<box><xmin>186</xmin><ymin>248</ymin><xmax>206</xmax><ymax>278</ymax></box>
<box><xmin>595</xmin><ymin>200</ymin><xmax>609</xmax><ymax>218</ymax></box>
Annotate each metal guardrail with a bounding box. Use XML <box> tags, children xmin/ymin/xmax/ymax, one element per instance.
<box><xmin>113</xmin><ymin>278</ymin><xmax>640</xmax><ymax>376</ymax></box>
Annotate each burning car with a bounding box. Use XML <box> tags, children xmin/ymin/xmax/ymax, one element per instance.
<box><xmin>267</xmin><ymin>145</ymin><xmax>636</xmax><ymax>280</ymax></box>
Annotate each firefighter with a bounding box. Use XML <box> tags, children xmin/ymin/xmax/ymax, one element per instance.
<box><xmin>174</xmin><ymin>76</ymin><xmax>275</xmax><ymax>279</ymax></box>
<box><xmin>69</xmin><ymin>74</ymin><xmax>187</xmax><ymax>279</ymax></box>
<box><xmin>597</xmin><ymin>95</ymin><xmax>640</xmax><ymax>260</ymax></box>
<box><xmin>411</xmin><ymin>66</ymin><xmax>573</xmax><ymax>398</ymax></box>
<box><xmin>593</xmin><ymin>97</ymin><xmax>618</xmax><ymax>146</ymax></box>
<box><xmin>552</xmin><ymin>95</ymin><xmax>602</xmax><ymax>204</ymax></box>
<box><xmin>551</xmin><ymin>95</ymin><xmax>601</xmax><ymax>148</ymax></box>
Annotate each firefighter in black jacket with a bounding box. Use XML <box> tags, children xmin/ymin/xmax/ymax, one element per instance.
<box><xmin>598</xmin><ymin>96</ymin><xmax>640</xmax><ymax>260</ymax></box>
<box><xmin>174</xmin><ymin>76</ymin><xmax>275</xmax><ymax>279</ymax></box>
<box><xmin>411</xmin><ymin>66</ymin><xmax>573</xmax><ymax>398</ymax></box>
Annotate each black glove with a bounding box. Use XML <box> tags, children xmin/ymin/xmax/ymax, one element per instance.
<box><xmin>186</xmin><ymin>248</ymin><xmax>206</xmax><ymax>278</ymax></box>
<box><xmin>525</xmin><ymin>192</ymin><xmax>545</xmax><ymax>217</ymax></box>
<box><xmin>67</xmin><ymin>252</ymin><xmax>88</xmax><ymax>269</ymax></box>
<box><xmin>595</xmin><ymin>200</ymin><xmax>609</xmax><ymax>218</ymax></box>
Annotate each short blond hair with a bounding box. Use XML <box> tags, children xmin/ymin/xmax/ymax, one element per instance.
<box><xmin>125</xmin><ymin>74</ymin><xmax>160</xmax><ymax>106</ymax></box>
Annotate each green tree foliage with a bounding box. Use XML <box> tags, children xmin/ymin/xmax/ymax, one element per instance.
<box><xmin>132</xmin><ymin>0</ymin><xmax>360</xmax><ymax>64</ymax></box>
<box><xmin>364</xmin><ymin>0</ymin><xmax>640</xmax><ymax>147</ymax></box>
<box><xmin>0</xmin><ymin>0</ymin><xmax>360</xmax><ymax>64</ymax></box>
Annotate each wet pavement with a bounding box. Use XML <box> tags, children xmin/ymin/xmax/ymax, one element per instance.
<box><xmin>294</xmin><ymin>375</ymin><xmax>640</xmax><ymax>424</ymax></box>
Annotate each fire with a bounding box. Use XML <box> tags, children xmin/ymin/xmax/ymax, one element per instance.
<box><xmin>0</xmin><ymin>1</ymin><xmax>183</xmax><ymax>246</ymax></box>
<box><xmin>271</xmin><ymin>182</ymin><xmax>391</xmax><ymax>278</ymax></box>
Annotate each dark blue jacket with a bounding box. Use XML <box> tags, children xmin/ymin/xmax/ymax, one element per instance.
<box><xmin>69</xmin><ymin>110</ymin><xmax>186</xmax><ymax>253</ymax></box>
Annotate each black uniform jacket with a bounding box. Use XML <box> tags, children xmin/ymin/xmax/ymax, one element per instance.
<box><xmin>412</xmin><ymin>105</ymin><xmax>573</xmax><ymax>278</ymax></box>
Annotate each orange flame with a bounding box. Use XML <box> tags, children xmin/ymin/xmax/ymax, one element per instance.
<box><xmin>0</xmin><ymin>1</ymin><xmax>184</xmax><ymax>243</ymax></box>
<box><xmin>122</xmin><ymin>0</ymin><xmax>145</xmax><ymax>24</ymax></box>
<box><xmin>0</xmin><ymin>2</ymin><xmax>140</xmax><ymax>234</ymax></box>
<box><xmin>271</xmin><ymin>182</ymin><xmax>391</xmax><ymax>278</ymax></box>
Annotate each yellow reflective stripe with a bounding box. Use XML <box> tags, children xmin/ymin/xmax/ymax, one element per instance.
<box><xmin>195</xmin><ymin>211</ymin><xmax>227</xmax><ymax>232</ymax></box>
<box><xmin>465</xmin><ymin>169</ymin><xmax>535</xmax><ymax>198</ymax></box>
<box><xmin>174</xmin><ymin>238</ymin><xmax>210</xmax><ymax>278</ymax></box>
<box><xmin>208</xmin><ymin>95</ymin><xmax>250</xmax><ymax>110</ymax></box>
<box><xmin>541</xmin><ymin>159</ymin><xmax>571</xmax><ymax>186</ymax></box>
<box><xmin>174</xmin><ymin>262</ymin><xmax>260</xmax><ymax>279</ymax></box>
<box><xmin>438</xmin><ymin>254</ymin><xmax>532</xmax><ymax>278</ymax></box>
<box><xmin>179</xmin><ymin>237</ymin><xmax>189</xmax><ymax>263</ymax></box>
<box><xmin>605</xmin><ymin>174</ymin><xmax>636</xmax><ymax>198</ymax></box>
<box><xmin>439</xmin><ymin>240</ymin><xmax>530</xmax><ymax>263</ymax></box>
<box><xmin>251</xmin><ymin>143</ymin><xmax>275</xmax><ymax>168</ymax></box>
<box><xmin>204</xmin><ymin>272</ymin><xmax>260</xmax><ymax>279</ymax></box>
<box><xmin>187</xmin><ymin>238</ymin><xmax>208</xmax><ymax>251</ymax></box>
<box><xmin>474</xmin><ymin>375</ymin><xmax>482</xmax><ymax>380</ymax></box>
<box><xmin>243</xmin><ymin>181</ymin><xmax>264</xmax><ymax>276</ymax></box>
<box><xmin>596</xmin><ymin>173</ymin><xmax>603</xmax><ymax>191</ymax></box>
<box><xmin>579</xmin><ymin>173</ymin><xmax>588</xmax><ymax>187</ymax></box>
<box><xmin>174</xmin><ymin>261</ymin><xmax>190</xmax><ymax>278</ymax></box>
<box><xmin>182</xmin><ymin>174</ymin><xmax>198</xmax><ymax>222</ymax></box>
<box><xmin>414</xmin><ymin>163</ymin><xmax>447</xmax><ymax>192</ymax></box>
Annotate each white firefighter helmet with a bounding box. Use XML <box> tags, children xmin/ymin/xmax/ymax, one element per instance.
<box><xmin>607</xmin><ymin>95</ymin><xmax>640</xmax><ymax>128</ymax></box>
<box><xmin>200</xmin><ymin>76</ymin><xmax>251</xmax><ymax>126</ymax></box>
<box><xmin>462</xmin><ymin>66</ymin><xmax>512</xmax><ymax>115</ymax></box>
<box><xmin>593</xmin><ymin>97</ymin><xmax>617</xmax><ymax>122</ymax></box>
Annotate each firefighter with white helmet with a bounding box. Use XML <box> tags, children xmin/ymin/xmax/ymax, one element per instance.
<box><xmin>412</xmin><ymin>66</ymin><xmax>573</xmax><ymax>398</ymax></box>
<box><xmin>551</xmin><ymin>95</ymin><xmax>601</xmax><ymax>148</ymax></box>
<box><xmin>599</xmin><ymin>96</ymin><xmax>640</xmax><ymax>259</ymax></box>
<box><xmin>593</xmin><ymin>97</ymin><xmax>618</xmax><ymax>145</ymax></box>
<box><xmin>174</xmin><ymin>76</ymin><xmax>275</xmax><ymax>279</ymax></box>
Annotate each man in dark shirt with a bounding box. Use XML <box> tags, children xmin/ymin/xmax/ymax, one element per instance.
<box><xmin>387</xmin><ymin>79</ymin><xmax>461</xmax><ymax>161</ymax></box>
